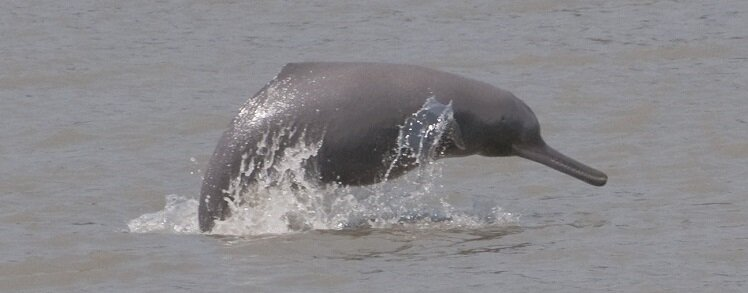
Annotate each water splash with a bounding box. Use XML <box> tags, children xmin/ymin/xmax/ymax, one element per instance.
<box><xmin>128</xmin><ymin>98</ymin><xmax>517</xmax><ymax>235</ymax></box>
<box><xmin>385</xmin><ymin>97</ymin><xmax>459</xmax><ymax>180</ymax></box>
<box><xmin>127</xmin><ymin>194</ymin><xmax>199</xmax><ymax>234</ymax></box>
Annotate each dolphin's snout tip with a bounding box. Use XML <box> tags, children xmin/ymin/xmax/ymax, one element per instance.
<box><xmin>588</xmin><ymin>173</ymin><xmax>608</xmax><ymax>187</ymax></box>
<box><xmin>576</xmin><ymin>165</ymin><xmax>607</xmax><ymax>187</ymax></box>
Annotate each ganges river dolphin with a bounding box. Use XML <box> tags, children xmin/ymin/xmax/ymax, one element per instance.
<box><xmin>199</xmin><ymin>62</ymin><xmax>607</xmax><ymax>232</ymax></box>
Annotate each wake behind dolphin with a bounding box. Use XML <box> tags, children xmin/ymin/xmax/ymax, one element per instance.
<box><xmin>199</xmin><ymin>62</ymin><xmax>607</xmax><ymax>233</ymax></box>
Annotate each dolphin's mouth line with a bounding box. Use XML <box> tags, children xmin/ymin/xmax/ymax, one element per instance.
<box><xmin>512</xmin><ymin>144</ymin><xmax>608</xmax><ymax>186</ymax></box>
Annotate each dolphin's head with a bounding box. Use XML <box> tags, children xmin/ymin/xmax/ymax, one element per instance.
<box><xmin>454</xmin><ymin>92</ymin><xmax>607</xmax><ymax>186</ymax></box>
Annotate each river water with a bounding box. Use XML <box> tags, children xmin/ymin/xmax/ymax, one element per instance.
<box><xmin>2</xmin><ymin>0</ymin><xmax>746</xmax><ymax>292</ymax></box>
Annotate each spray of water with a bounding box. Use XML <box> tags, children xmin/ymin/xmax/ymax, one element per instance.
<box><xmin>128</xmin><ymin>98</ymin><xmax>517</xmax><ymax>235</ymax></box>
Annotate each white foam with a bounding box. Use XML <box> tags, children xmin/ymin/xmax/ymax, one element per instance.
<box><xmin>127</xmin><ymin>183</ymin><xmax>518</xmax><ymax>236</ymax></box>
<box><xmin>127</xmin><ymin>194</ymin><xmax>200</xmax><ymax>234</ymax></box>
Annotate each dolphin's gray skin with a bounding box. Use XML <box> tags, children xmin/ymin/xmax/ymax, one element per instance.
<box><xmin>199</xmin><ymin>62</ymin><xmax>607</xmax><ymax>232</ymax></box>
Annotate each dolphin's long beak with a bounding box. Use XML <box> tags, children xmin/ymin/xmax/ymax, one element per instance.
<box><xmin>512</xmin><ymin>143</ymin><xmax>607</xmax><ymax>186</ymax></box>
